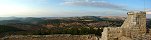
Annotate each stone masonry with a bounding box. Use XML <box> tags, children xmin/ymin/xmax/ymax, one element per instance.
<box><xmin>100</xmin><ymin>11</ymin><xmax>151</xmax><ymax>40</ymax></box>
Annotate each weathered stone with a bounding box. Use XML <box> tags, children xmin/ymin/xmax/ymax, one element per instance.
<box><xmin>100</xmin><ymin>11</ymin><xmax>151</xmax><ymax>40</ymax></box>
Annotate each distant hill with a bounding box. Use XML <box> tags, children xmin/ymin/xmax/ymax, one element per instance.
<box><xmin>99</xmin><ymin>16</ymin><xmax>126</xmax><ymax>20</ymax></box>
<box><xmin>0</xmin><ymin>17</ymin><xmax>21</xmax><ymax>21</ymax></box>
<box><xmin>0</xmin><ymin>20</ymin><xmax>43</xmax><ymax>31</ymax></box>
<box><xmin>53</xmin><ymin>16</ymin><xmax>126</xmax><ymax>21</ymax></box>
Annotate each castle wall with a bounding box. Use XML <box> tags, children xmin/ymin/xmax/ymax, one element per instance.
<box><xmin>122</xmin><ymin>28</ymin><xmax>131</xmax><ymax>38</ymax></box>
<box><xmin>101</xmin><ymin>27</ymin><xmax>123</xmax><ymax>40</ymax></box>
<box><xmin>119</xmin><ymin>36</ymin><xmax>132</xmax><ymax>40</ymax></box>
<box><xmin>149</xmin><ymin>29</ymin><xmax>151</xmax><ymax>35</ymax></box>
<box><xmin>121</xmin><ymin>13</ymin><xmax>134</xmax><ymax>28</ymax></box>
<box><xmin>101</xmin><ymin>11</ymin><xmax>148</xmax><ymax>40</ymax></box>
<box><xmin>121</xmin><ymin>11</ymin><xmax>147</xmax><ymax>37</ymax></box>
<box><xmin>101</xmin><ymin>28</ymin><xmax>108</xmax><ymax>40</ymax></box>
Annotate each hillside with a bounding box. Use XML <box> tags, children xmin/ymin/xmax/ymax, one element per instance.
<box><xmin>0</xmin><ymin>25</ymin><xmax>24</xmax><ymax>33</ymax></box>
<box><xmin>0</xmin><ymin>16</ymin><xmax>150</xmax><ymax>37</ymax></box>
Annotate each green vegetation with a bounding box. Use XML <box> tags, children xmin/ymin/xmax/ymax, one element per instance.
<box><xmin>33</xmin><ymin>27</ymin><xmax>103</xmax><ymax>36</ymax></box>
<box><xmin>0</xmin><ymin>25</ymin><xmax>23</xmax><ymax>33</ymax></box>
<box><xmin>0</xmin><ymin>17</ymin><xmax>150</xmax><ymax>37</ymax></box>
<box><xmin>1</xmin><ymin>27</ymin><xmax>103</xmax><ymax>36</ymax></box>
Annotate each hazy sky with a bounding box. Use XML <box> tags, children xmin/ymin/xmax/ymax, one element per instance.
<box><xmin>0</xmin><ymin>0</ymin><xmax>151</xmax><ymax>17</ymax></box>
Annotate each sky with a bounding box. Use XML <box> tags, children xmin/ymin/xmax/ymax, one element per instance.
<box><xmin>0</xmin><ymin>0</ymin><xmax>151</xmax><ymax>17</ymax></box>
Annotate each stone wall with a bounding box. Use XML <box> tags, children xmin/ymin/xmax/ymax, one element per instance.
<box><xmin>149</xmin><ymin>29</ymin><xmax>151</xmax><ymax>35</ymax></box>
<box><xmin>101</xmin><ymin>27</ymin><xmax>123</xmax><ymax>40</ymax></box>
<box><xmin>119</xmin><ymin>36</ymin><xmax>132</xmax><ymax>40</ymax></box>
<box><xmin>132</xmin><ymin>34</ymin><xmax>151</xmax><ymax>40</ymax></box>
<box><xmin>100</xmin><ymin>11</ymin><xmax>149</xmax><ymax>40</ymax></box>
<box><xmin>1</xmin><ymin>34</ymin><xmax>100</xmax><ymax>40</ymax></box>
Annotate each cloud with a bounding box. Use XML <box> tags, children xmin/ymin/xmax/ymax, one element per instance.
<box><xmin>50</xmin><ymin>10</ymin><xmax>126</xmax><ymax>17</ymax></box>
<box><xmin>147</xmin><ymin>12</ymin><xmax>151</xmax><ymax>14</ymax></box>
<box><xmin>62</xmin><ymin>0</ymin><xmax>128</xmax><ymax>11</ymax></box>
